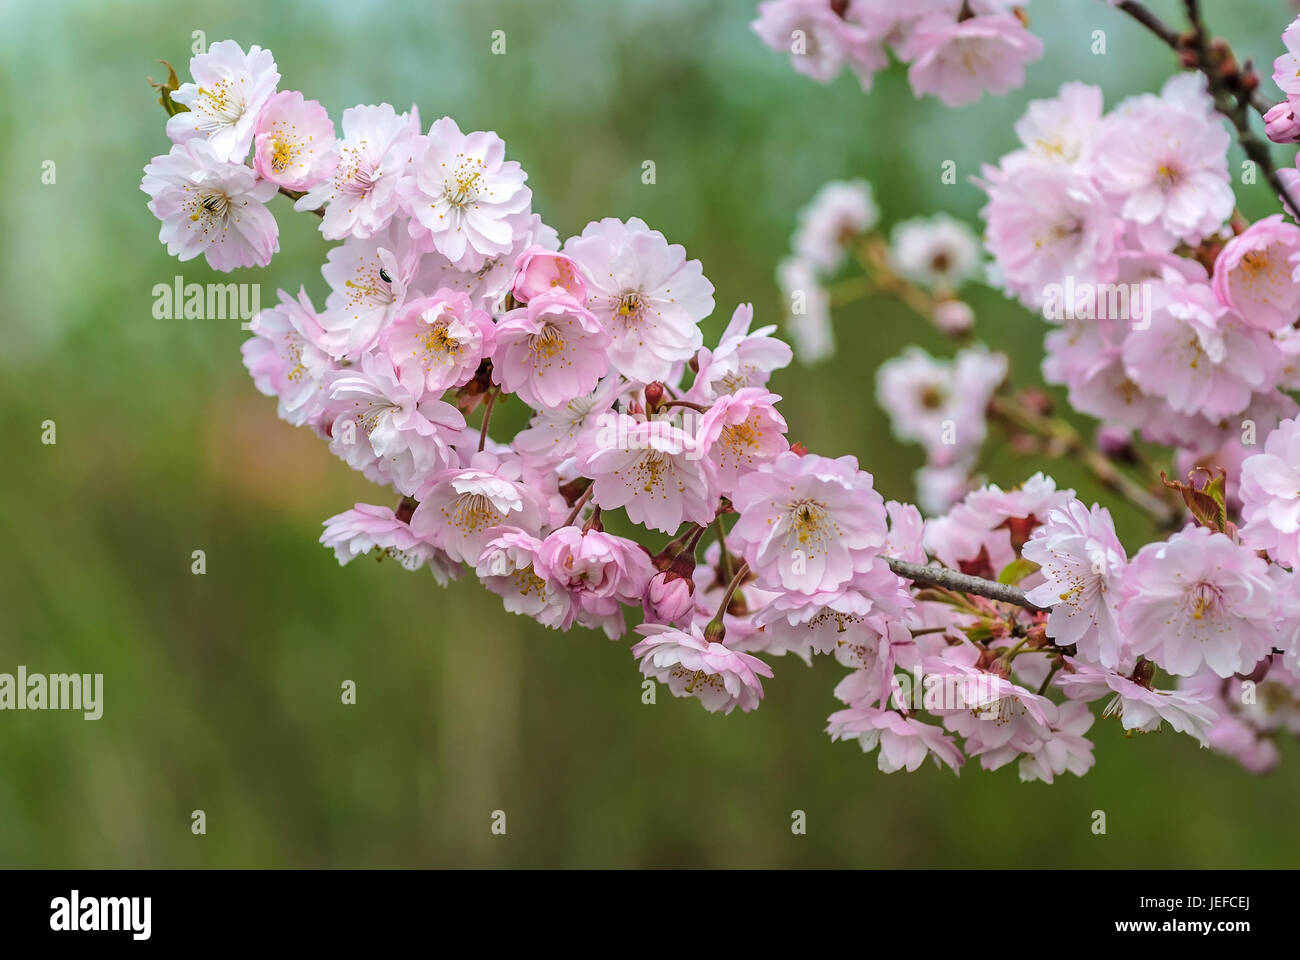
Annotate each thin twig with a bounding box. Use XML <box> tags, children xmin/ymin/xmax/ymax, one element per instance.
<box><xmin>1114</xmin><ymin>0</ymin><xmax>1300</xmax><ymax>215</ymax></box>
<box><xmin>562</xmin><ymin>484</ymin><xmax>594</xmax><ymax>528</ymax></box>
<box><xmin>989</xmin><ymin>394</ymin><xmax>1179</xmax><ymax>526</ymax></box>
<box><xmin>885</xmin><ymin>558</ymin><xmax>1049</xmax><ymax>613</ymax></box>
<box><xmin>279</xmin><ymin>185</ymin><xmax>325</xmax><ymax>218</ymax></box>
<box><xmin>477</xmin><ymin>386</ymin><xmax>499</xmax><ymax>452</ymax></box>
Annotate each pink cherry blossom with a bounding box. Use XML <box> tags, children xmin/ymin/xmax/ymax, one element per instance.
<box><xmin>889</xmin><ymin>214</ymin><xmax>981</xmax><ymax>292</ymax></box>
<box><xmin>1004</xmin><ymin>81</ymin><xmax>1103</xmax><ymax>172</ymax></box>
<box><xmin>875</xmin><ymin>344</ymin><xmax>1006</xmax><ymax>468</ymax></box>
<box><xmin>792</xmin><ymin>179</ymin><xmax>878</xmax><ymax>272</ymax></box>
<box><xmin>511</xmin><ymin>378</ymin><xmax>621</xmax><ymax>471</ymax></box>
<box><xmin>632</xmin><ymin>624</ymin><xmax>772</xmax><ymax>714</ymax></box>
<box><xmin>317</xmin><ymin>223</ymin><xmax>427</xmax><ymax>360</ymax></box>
<box><xmin>903</xmin><ymin>13</ymin><xmax>1043</xmax><ymax>108</ymax></box>
<box><xmin>539</xmin><ymin>527</ymin><xmax>655</xmax><ymax>638</ymax></box>
<box><xmin>1273</xmin><ymin>15</ymin><xmax>1300</xmax><ymax>99</ymax></box>
<box><xmin>295</xmin><ymin>103</ymin><xmax>419</xmax><ymax>240</ymax></box>
<box><xmin>1089</xmin><ymin>75</ymin><xmax>1233</xmax><ymax>250</ymax></box>
<box><xmin>1122</xmin><ymin>281</ymin><xmax>1279</xmax><ymax>421</ymax></box>
<box><xmin>563</xmin><ymin>217</ymin><xmax>712</xmax><ymax>383</ymax></box>
<box><xmin>402</xmin><ymin>117</ymin><xmax>533</xmax><ymax>272</ymax></box>
<box><xmin>323</xmin><ymin>352</ymin><xmax>465</xmax><ymax>495</ymax></box>
<box><xmin>1239</xmin><ymin>416</ymin><xmax>1300</xmax><ymax>567</ymax></box>
<box><xmin>924</xmin><ymin>473</ymin><xmax>1073</xmax><ymax>577</ymax></box>
<box><xmin>578</xmin><ymin>414</ymin><xmax>717</xmax><ymax>534</ymax></box>
<box><xmin>1022</xmin><ymin>499</ymin><xmax>1129</xmax><ymax>669</ymax></box>
<box><xmin>777</xmin><ymin>257</ymin><xmax>833</xmax><ymax>363</ymax></box>
<box><xmin>1210</xmin><ymin>214</ymin><xmax>1300</xmax><ymax>330</ymax></box>
<box><xmin>694</xmin><ymin>388</ymin><xmax>789</xmax><ymax>495</ymax></box>
<box><xmin>1057</xmin><ymin>659</ymin><xmax>1217</xmax><ymax>745</ymax></box>
<box><xmin>511</xmin><ymin>246</ymin><xmax>587</xmax><ymax>304</ymax></box>
<box><xmin>1264</xmin><ymin>101</ymin><xmax>1300</xmax><ymax>144</ymax></box>
<box><xmin>977</xmin><ymin>162</ymin><xmax>1119</xmax><ymax>310</ymax></box>
<box><xmin>643</xmin><ymin>571</ymin><xmax>695</xmax><ymax>627</ymax></box>
<box><xmin>754</xmin><ymin>560</ymin><xmax>910</xmax><ymax>666</ymax></box>
<box><xmin>321</xmin><ymin>503</ymin><xmax>444</xmax><ymax>573</ymax></box>
<box><xmin>688</xmin><ymin>303</ymin><xmax>792</xmax><ymax>402</ymax></box>
<box><xmin>141</xmin><ymin>138</ymin><xmax>279</xmax><ymax>271</ymax></box>
<box><xmin>751</xmin><ymin>0</ymin><xmax>888</xmax><ymax>90</ymax></box>
<box><xmin>241</xmin><ymin>287</ymin><xmax>335</xmax><ymax>427</ymax></box>
<box><xmin>1014</xmin><ymin>701</ymin><xmax>1096</xmax><ymax>784</ymax></box>
<box><xmin>882</xmin><ymin>501</ymin><xmax>926</xmax><ymax>563</ymax></box>
<box><xmin>410</xmin><ymin>451</ymin><xmax>547</xmax><ymax>564</ymax></box>
<box><xmin>422</xmin><ymin>213</ymin><xmax>560</xmax><ymax>314</ymax></box>
<box><xmin>166</xmin><ymin>40</ymin><xmax>279</xmax><ymax>162</ymax></box>
<box><xmin>475</xmin><ymin>527</ymin><xmax>563</xmax><ymax>622</ymax></box>
<box><xmin>827</xmin><ymin>707</ymin><xmax>964</xmax><ymax>774</ymax></box>
<box><xmin>491</xmin><ymin>291</ymin><xmax>612</xmax><ymax>410</ymax></box>
<box><xmin>381</xmin><ymin>289</ymin><xmax>495</xmax><ymax>395</ymax></box>
<box><xmin>1119</xmin><ymin>526</ymin><xmax>1277</xmax><ymax>678</ymax></box>
<box><xmin>252</xmin><ymin>91</ymin><xmax>338</xmax><ymax>190</ymax></box>
<box><xmin>925</xmin><ymin>644</ymin><xmax>1059</xmax><ymax>764</ymax></box>
<box><xmin>730</xmin><ymin>451</ymin><xmax>887</xmax><ymax>594</ymax></box>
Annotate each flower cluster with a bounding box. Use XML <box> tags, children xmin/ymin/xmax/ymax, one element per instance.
<box><xmin>144</xmin><ymin>27</ymin><xmax>1300</xmax><ymax>781</ymax></box>
<box><xmin>751</xmin><ymin>0</ymin><xmax>1042</xmax><ymax>106</ymax></box>
<box><xmin>777</xmin><ymin>179</ymin><xmax>982</xmax><ymax>363</ymax></box>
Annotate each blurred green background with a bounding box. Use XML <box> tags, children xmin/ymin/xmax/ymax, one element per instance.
<box><xmin>1</xmin><ymin>0</ymin><xmax>1297</xmax><ymax>868</ymax></box>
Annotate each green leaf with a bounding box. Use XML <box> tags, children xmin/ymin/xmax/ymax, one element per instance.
<box><xmin>997</xmin><ymin>558</ymin><xmax>1039</xmax><ymax>586</ymax></box>
<box><xmin>147</xmin><ymin>60</ymin><xmax>188</xmax><ymax>117</ymax></box>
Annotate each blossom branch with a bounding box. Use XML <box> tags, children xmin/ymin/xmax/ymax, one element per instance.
<box><xmin>883</xmin><ymin>558</ymin><xmax>1049</xmax><ymax>613</ymax></box>
<box><xmin>149</xmin><ymin>85</ymin><xmax>326</xmax><ymax>217</ymax></box>
<box><xmin>1114</xmin><ymin>0</ymin><xmax>1300</xmax><ymax>217</ymax></box>
<box><xmin>988</xmin><ymin>393</ymin><xmax>1180</xmax><ymax>527</ymax></box>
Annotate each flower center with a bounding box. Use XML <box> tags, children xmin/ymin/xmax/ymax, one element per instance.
<box><xmin>527</xmin><ymin>324</ymin><xmax>566</xmax><ymax>363</ymax></box>
<box><xmin>446</xmin><ymin>157</ymin><xmax>486</xmax><ymax>208</ymax></box>
<box><xmin>617</xmin><ymin>292</ymin><xmax>645</xmax><ymax>320</ymax></box>
<box><xmin>1188</xmin><ymin>581</ymin><xmax>1221</xmax><ymax>621</ymax></box>
<box><xmin>449</xmin><ymin>493</ymin><xmax>503</xmax><ymax>534</ymax></box>
<box><xmin>270</xmin><ymin>133</ymin><xmax>297</xmax><ymax>173</ymax></box>
<box><xmin>195</xmin><ymin>81</ymin><xmax>246</xmax><ymax>130</ymax></box>
<box><xmin>190</xmin><ymin>190</ymin><xmax>232</xmax><ymax>222</ymax></box>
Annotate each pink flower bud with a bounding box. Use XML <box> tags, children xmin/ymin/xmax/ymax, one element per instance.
<box><xmin>933</xmin><ymin>299</ymin><xmax>974</xmax><ymax>334</ymax></box>
<box><xmin>511</xmin><ymin>246</ymin><xmax>588</xmax><ymax>304</ymax></box>
<box><xmin>1264</xmin><ymin>102</ymin><xmax>1300</xmax><ymax>144</ymax></box>
<box><xmin>642</xmin><ymin>571</ymin><xmax>695</xmax><ymax>626</ymax></box>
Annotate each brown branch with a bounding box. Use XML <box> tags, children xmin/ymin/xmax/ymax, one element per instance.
<box><xmin>278</xmin><ymin>185</ymin><xmax>325</xmax><ymax>218</ymax></box>
<box><xmin>884</xmin><ymin>558</ymin><xmax>1049</xmax><ymax>613</ymax></box>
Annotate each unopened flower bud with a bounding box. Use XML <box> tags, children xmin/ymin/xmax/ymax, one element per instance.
<box><xmin>644</xmin><ymin>381</ymin><xmax>665</xmax><ymax>413</ymax></box>
<box><xmin>933</xmin><ymin>298</ymin><xmax>974</xmax><ymax>335</ymax></box>
<box><xmin>1264</xmin><ymin>102</ymin><xmax>1300</xmax><ymax>144</ymax></box>
<box><xmin>643</xmin><ymin>570</ymin><xmax>696</xmax><ymax>626</ymax></box>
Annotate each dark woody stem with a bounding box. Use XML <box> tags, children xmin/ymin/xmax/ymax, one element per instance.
<box><xmin>884</xmin><ymin>558</ymin><xmax>1050</xmax><ymax>613</ymax></box>
<box><xmin>562</xmin><ymin>484</ymin><xmax>594</xmax><ymax>528</ymax></box>
<box><xmin>477</xmin><ymin>386</ymin><xmax>499</xmax><ymax>452</ymax></box>
<box><xmin>660</xmin><ymin>399</ymin><xmax>710</xmax><ymax>413</ymax></box>
<box><xmin>276</xmin><ymin>185</ymin><xmax>325</xmax><ymax>218</ymax></box>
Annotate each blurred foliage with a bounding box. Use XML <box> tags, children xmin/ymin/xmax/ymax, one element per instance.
<box><xmin>0</xmin><ymin>0</ymin><xmax>1297</xmax><ymax>868</ymax></box>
